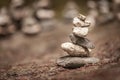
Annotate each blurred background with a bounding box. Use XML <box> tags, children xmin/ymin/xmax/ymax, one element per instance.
<box><xmin>0</xmin><ymin>0</ymin><xmax>120</xmax><ymax>80</ymax></box>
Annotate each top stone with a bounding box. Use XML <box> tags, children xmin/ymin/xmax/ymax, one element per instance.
<box><xmin>73</xmin><ymin>17</ymin><xmax>85</xmax><ymax>27</ymax></box>
<box><xmin>73</xmin><ymin>14</ymin><xmax>91</xmax><ymax>27</ymax></box>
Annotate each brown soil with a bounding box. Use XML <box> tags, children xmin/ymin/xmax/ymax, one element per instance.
<box><xmin>0</xmin><ymin>22</ymin><xmax>120</xmax><ymax>80</ymax></box>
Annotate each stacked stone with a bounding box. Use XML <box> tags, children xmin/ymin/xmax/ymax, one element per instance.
<box><xmin>57</xmin><ymin>14</ymin><xmax>100</xmax><ymax>68</ymax></box>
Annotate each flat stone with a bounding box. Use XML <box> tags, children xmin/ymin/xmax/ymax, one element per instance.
<box><xmin>72</xmin><ymin>27</ymin><xmax>89</xmax><ymax>37</ymax></box>
<box><xmin>57</xmin><ymin>56</ymin><xmax>100</xmax><ymax>68</ymax></box>
<box><xmin>61</xmin><ymin>42</ymin><xmax>89</xmax><ymax>57</ymax></box>
<box><xmin>69</xmin><ymin>34</ymin><xmax>95</xmax><ymax>49</ymax></box>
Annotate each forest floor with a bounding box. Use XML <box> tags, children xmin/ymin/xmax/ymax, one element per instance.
<box><xmin>0</xmin><ymin>22</ymin><xmax>120</xmax><ymax>80</ymax></box>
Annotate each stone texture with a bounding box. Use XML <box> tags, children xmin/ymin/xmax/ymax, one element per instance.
<box><xmin>57</xmin><ymin>56</ymin><xmax>100</xmax><ymax>68</ymax></box>
<box><xmin>69</xmin><ymin>34</ymin><xmax>95</xmax><ymax>49</ymax></box>
<box><xmin>61</xmin><ymin>42</ymin><xmax>89</xmax><ymax>57</ymax></box>
<box><xmin>72</xmin><ymin>27</ymin><xmax>89</xmax><ymax>37</ymax></box>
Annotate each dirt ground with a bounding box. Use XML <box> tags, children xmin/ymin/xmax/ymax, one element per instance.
<box><xmin>0</xmin><ymin>21</ymin><xmax>120</xmax><ymax>80</ymax></box>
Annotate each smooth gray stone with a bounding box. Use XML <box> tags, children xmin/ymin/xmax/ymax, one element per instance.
<box><xmin>69</xmin><ymin>34</ymin><xmax>95</xmax><ymax>49</ymax></box>
<box><xmin>57</xmin><ymin>56</ymin><xmax>100</xmax><ymax>68</ymax></box>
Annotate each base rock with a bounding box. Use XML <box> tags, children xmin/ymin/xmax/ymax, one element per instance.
<box><xmin>57</xmin><ymin>56</ymin><xmax>100</xmax><ymax>68</ymax></box>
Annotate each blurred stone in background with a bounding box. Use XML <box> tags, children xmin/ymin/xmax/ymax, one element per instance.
<box><xmin>86</xmin><ymin>0</ymin><xmax>118</xmax><ymax>26</ymax></box>
<box><xmin>0</xmin><ymin>7</ymin><xmax>16</xmax><ymax>36</ymax></box>
<box><xmin>113</xmin><ymin>0</ymin><xmax>120</xmax><ymax>21</ymax></box>
<box><xmin>0</xmin><ymin>0</ymin><xmax>119</xmax><ymax>37</ymax></box>
<box><xmin>22</xmin><ymin>16</ymin><xmax>41</xmax><ymax>35</ymax></box>
<box><xmin>34</xmin><ymin>0</ymin><xmax>56</xmax><ymax>31</ymax></box>
<box><xmin>62</xmin><ymin>0</ymin><xmax>79</xmax><ymax>23</ymax></box>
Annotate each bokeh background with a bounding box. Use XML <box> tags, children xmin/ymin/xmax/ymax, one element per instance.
<box><xmin>0</xmin><ymin>0</ymin><xmax>120</xmax><ymax>80</ymax></box>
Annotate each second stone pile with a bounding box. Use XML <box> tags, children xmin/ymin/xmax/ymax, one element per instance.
<box><xmin>57</xmin><ymin>14</ymin><xmax>100</xmax><ymax>68</ymax></box>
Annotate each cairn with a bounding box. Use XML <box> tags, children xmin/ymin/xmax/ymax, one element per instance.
<box><xmin>57</xmin><ymin>14</ymin><xmax>100</xmax><ymax>68</ymax></box>
<box><xmin>87</xmin><ymin>0</ymin><xmax>115</xmax><ymax>26</ymax></box>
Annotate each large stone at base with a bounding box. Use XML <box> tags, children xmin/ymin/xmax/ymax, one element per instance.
<box><xmin>57</xmin><ymin>56</ymin><xmax>100</xmax><ymax>68</ymax></box>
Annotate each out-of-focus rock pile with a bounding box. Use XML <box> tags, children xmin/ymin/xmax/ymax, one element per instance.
<box><xmin>0</xmin><ymin>0</ymin><xmax>81</xmax><ymax>37</ymax></box>
<box><xmin>57</xmin><ymin>14</ymin><xmax>100</xmax><ymax>68</ymax></box>
<box><xmin>87</xmin><ymin>0</ymin><xmax>120</xmax><ymax>26</ymax></box>
<box><xmin>0</xmin><ymin>0</ymin><xmax>56</xmax><ymax>36</ymax></box>
<box><xmin>0</xmin><ymin>0</ymin><xmax>119</xmax><ymax>37</ymax></box>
